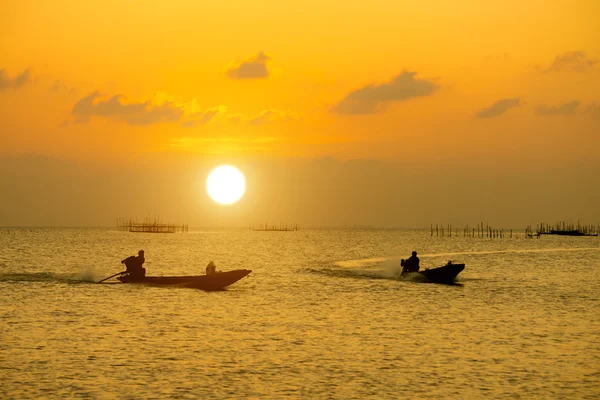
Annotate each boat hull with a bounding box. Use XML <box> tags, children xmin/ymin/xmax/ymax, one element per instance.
<box><xmin>401</xmin><ymin>263</ymin><xmax>464</xmax><ymax>284</ymax></box>
<box><xmin>117</xmin><ymin>269</ymin><xmax>252</xmax><ymax>290</ymax></box>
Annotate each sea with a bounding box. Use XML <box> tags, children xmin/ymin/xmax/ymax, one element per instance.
<box><xmin>1</xmin><ymin>228</ymin><xmax>599</xmax><ymax>399</ymax></box>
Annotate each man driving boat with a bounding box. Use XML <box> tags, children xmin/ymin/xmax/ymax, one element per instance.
<box><xmin>402</xmin><ymin>251</ymin><xmax>420</xmax><ymax>273</ymax></box>
<box><xmin>121</xmin><ymin>250</ymin><xmax>146</xmax><ymax>279</ymax></box>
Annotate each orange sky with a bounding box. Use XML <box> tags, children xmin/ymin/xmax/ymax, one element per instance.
<box><xmin>1</xmin><ymin>0</ymin><xmax>599</xmax><ymax>227</ymax></box>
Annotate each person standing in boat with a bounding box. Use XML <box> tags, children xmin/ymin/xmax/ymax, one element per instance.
<box><xmin>121</xmin><ymin>250</ymin><xmax>146</xmax><ymax>279</ymax></box>
<box><xmin>206</xmin><ymin>261</ymin><xmax>217</xmax><ymax>275</ymax></box>
<box><xmin>403</xmin><ymin>251</ymin><xmax>420</xmax><ymax>272</ymax></box>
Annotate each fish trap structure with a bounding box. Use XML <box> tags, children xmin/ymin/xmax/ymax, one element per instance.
<box><xmin>250</xmin><ymin>222</ymin><xmax>299</xmax><ymax>232</ymax></box>
<box><xmin>117</xmin><ymin>217</ymin><xmax>188</xmax><ymax>233</ymax></box>
<box><xmin>528</xmin><ymin>221</ymin><xmax>599</xmax><ymax>237</ymax></box>
<box><xmin>431</xmin><ymin>223</ymin><xmax>515</xmax><ymax>238</ymax></box>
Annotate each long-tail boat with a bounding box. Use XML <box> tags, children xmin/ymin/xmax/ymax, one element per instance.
<box><xmin>401</xmin><ymin>263</ymin><xmax>464</xmax><ymax>284</ymax></box>
<box><xmin>116</xmin><ymin>269</ymin><xmax>252</xmax><ymax>290</ymax></box>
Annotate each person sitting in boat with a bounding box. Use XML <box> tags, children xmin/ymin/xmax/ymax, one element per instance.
<box><xmin>403</xmin><ymin>251</ymin><xmax>420</xmax><ymax>273</ymax></box>
<box><xmin>121</xmin><ymin>250</ymin><xmax>146</xmax><ymax>279</ymax></box>
<box><xmin>206</xmin><ymin>261</ymin><xmax>217</xmax><ymax>275</ymax></box>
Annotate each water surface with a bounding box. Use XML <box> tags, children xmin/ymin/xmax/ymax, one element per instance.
<box><xmin>1</xmin><ymin>228</ymin><xmax>599</xmax><ymax>398</ymax></box>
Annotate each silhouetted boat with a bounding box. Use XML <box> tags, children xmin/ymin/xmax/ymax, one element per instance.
<box><xmin>117</xmin><ymin>269</ymin><xmax>252</xmax><ymax>290</ymax></box>
<box><xmin>547</xmin><ymin>230</ymin><xmax>598</xmax><ymax>237</ymax></box>
<box><xmin>401</xmin><ymin>263</ymin><xmax>465</xmax><ymax>284</ymax></box>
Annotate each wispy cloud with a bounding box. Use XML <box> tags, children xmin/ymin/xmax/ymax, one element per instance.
<box><xmin>182</xmin><ymin>106</ymin><xmax>226</xmax><ymax>128</ymax></box>
<box><xmin>248</xmin><ymin>109</ymin><xmax>299</xmax><ymax>126</ymax></box>
<box><xmin>545</xmin><ymin>51</ymin><xmax>598</xmax><ymax>73</ymax></box>
<box><xmin>70</xmin><ymin>91</ymin><xmax>240</xmax><ymax>128</ymax></box>
<box><xmin>226</xmin><ymin>52</ymin><xmax>270</xmax><ymax>79</ymax></box>
<box><xmin>537</xmin><ymin>101</ymin><xmax>580</xmax><ymax>116</ymax></box>
<box><xmin>71</xmin><ymin>91</ymin><xmax>182</xmax><ymax>125</ymax></box>
<box><xmin>331</xmin><ymin>71</ymin><xmax>439</xmax><ymax>115</ymax></box>
<box><xmin>0</xmin><ymin>68</ymin><xmax>31</xmax><ymax>91</ymax></box>
<box><xmin>49</xmin><ymin>80</ymin><xmax>77</xmax><ymax>94</ymax></box>
<box><xmin>475</xmin><ymin>98</ymin><xmax>522</xmax><ymax>119</ymax></box>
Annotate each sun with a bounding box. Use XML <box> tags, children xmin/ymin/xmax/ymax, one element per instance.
<box><xmin>206</xmin><ymin>165</ymin><xmax>246</xmax><ymax>205</ymax></box>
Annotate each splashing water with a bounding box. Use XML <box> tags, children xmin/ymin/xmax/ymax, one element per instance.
<box><xmin>79</xmin><ymin>265</ymin><xmax>98</xmax><ymax>282</ymax></box>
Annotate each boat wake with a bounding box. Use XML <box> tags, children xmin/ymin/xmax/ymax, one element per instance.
<box><xmin>320</xmin><ymin>254</ymin><xmax>467</xmax><ymax>284</ymax></box>
<box><xmin>333</xmin><ymin>256</ymin><xmax>404</xmax><ymax>278</ymax></box>
<box><xmin>306</xmin><ymin>267</ymin><xmax>401</xmax><ymax>282</ymax></box>
<box><xmin>0</xmin><ymin>271</ymin><xmax>98</xmax><ymax>284</ymax></box>
<box><xmin>306</xmin><ymin>267</ymin><xmax>463</xmax><ymax>286</ymax></box>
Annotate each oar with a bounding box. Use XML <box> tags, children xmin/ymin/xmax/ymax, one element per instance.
<box><xmin>97</xmin><ymin>271</ymin><xmax>127</xmax><ymax>283</ymax></box>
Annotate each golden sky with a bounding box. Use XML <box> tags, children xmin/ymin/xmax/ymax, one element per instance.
<box><xmin>1</xmin><ymin>0</ymin><xmax>599</xmax><ymax>226</ymax></box>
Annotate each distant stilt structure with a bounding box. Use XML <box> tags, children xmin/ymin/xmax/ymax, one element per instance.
<box><xmin>534</xmin><ymin>220</ymin><xmax>599</xmax><ymax>237</ymax></box>
<box><xmin>117</xmin><ymin>217</ymin><xmax>188</xmax><ymax>233</ymax></box>
<box><xmin>431</xmin><ymin>222</ymin><xmax>518</xmax><ymax>239</ymax></box>
<box><xmin>250</xmin><ymin>222</ymin><xmax>299</xmax><ymax>232</ymax></box>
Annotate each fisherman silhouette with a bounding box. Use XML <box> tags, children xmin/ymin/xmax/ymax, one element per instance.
<box><xmin>402</xmin><ymin>251</ymin><xmax>420</xmax><ymax>273</ymax></box>
<box><xmin>121</xmin><ymin>250</ymin><xmax>146</xmax><ymax>279</ymax></box>
<box><xmin>206</xmin><ymin>261</ymin><xmax>217</xmax><ymax>275</ymax></box>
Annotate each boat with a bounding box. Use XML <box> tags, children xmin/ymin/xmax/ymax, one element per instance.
<box><xmin>117</xmin><ymin>269</ymin><xmax>252</xmax><ymax>290</ymax></box>
<box><xmin>547</xmin><ymin>230</ymin><xmax>598</xmax><ymax>237</ymax></box>
<box><xmin>401</xmin><ymin>262</ymin><xmax>464</xmax><ymax>284</ymax></box>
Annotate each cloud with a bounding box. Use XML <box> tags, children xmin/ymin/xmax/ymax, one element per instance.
<box><xmin>248</xmin><ymin>109</ymin><xmax>299</xmax><ymax>126</ymax></box>
<box><xmin>546</xmin><ymin>51</ymin><xmax>598</xmax><ymax>73</ymax></box>
<box><xmin>49</xmin><ymin>80</ymin><xmax>77</xmax><ymax>94</ymax></box>
<box><xmin>73</xmin><ymin>92</ymin><xmax>145</xmax><ymax>116</ymax></box>
<box><xmin>475</xmin><ymin>98</ymin><xmax>522</xmax><ymax>119</ymax></box>
<box><xmin>331</xmin><ymin>71</ymin><xmax>439</xmax><ymax>115</ymax></box>
<box><xmin>127</xmin><ymin>103</ymin><xmax>182</xmax><ymax>125</ymax></box>
<box><xmin>182</xmin><ymin>106</ymin><xmax>226</xmax><ymax>128</ymax></box>
<box><xmin>71</xmin><ymin>92</ymin><xmax>240</xmax><ymax>128</ymax></box>
<box><xmin>0</xmin><ymin>68</ymin><xmax>31</xmax><ymax>91</ymax></box>
<box><xmin>198</xmin><ymin>108</ymin><xmax>220</xmax><ymax>124</ymax></box>
<box><xmin>536</xmin><ymin>101</ymin><xmax>580</xmax><ymax>116</ymax></box>
<box><xmin>71</xmin><ymin>91</ymin><xmax>183</xmax><ymax>125</ymax></box>
<box><xmin>226</xmin><ymin>52</ymin><xmax>270</xmax><ymax>79</ymax></box>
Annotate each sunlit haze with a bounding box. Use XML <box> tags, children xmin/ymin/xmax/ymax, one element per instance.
<box><xmin>0</xmin><ymin>0</ymin><xmax>598</xmax><ymax>227</ymax></box>
<box><xmin>2</xmin><ymin>3</ymin><xmax>599</xmax><ymax>397</ymax></box>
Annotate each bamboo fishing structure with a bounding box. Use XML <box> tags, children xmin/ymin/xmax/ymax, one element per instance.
<box><xmin>250</xmin><ymin>222</ymin><xmax>299</xmax><ymax>231</ymax></box>
<box><xmin>429</xmin><ymin>220</ymin><xmax>599</xmax><ymax>239</ymax></box>
<box><xmin>532</xmin><ymin>221</ymin><xmax>599</xmax><ymax>237</ymax></box>
<box><xmin>430</xmin><ymin>223</ymin><xmax>513</xmax><ymax>239</ymax></box>
<box><xmin>117</xmin><ymin>217</ymin><xmax>188</xmax><ymax>233</ymax></box>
